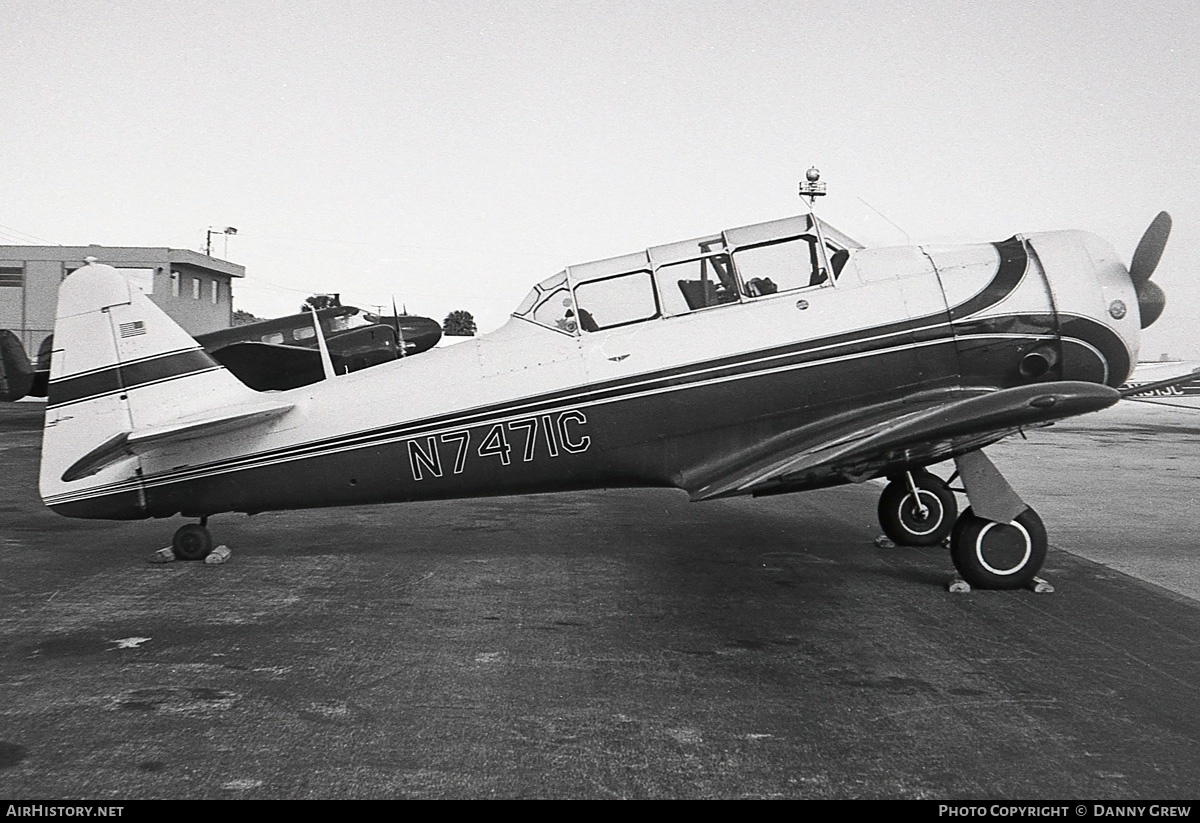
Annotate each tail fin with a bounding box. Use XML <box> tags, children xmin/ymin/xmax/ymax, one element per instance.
<box><xmin>40</xmin><ymin>261</ymin><xmax>290</xmax><ymax>519</ymax></box>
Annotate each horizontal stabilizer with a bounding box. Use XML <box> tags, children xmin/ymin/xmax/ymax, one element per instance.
<box><xmin>62</xmin><ymin>397</ymin><xmax>293</xmax><ymax>482</ymax></box>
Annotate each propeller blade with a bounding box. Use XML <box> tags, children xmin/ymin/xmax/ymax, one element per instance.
<box><xmin>392</xmin><ymin>297</ymin><xmax>406</xmax><ymax>355</ymax></box>
<box><xmin>1138</xmin><ymin>279</ymin><xmax>1166</xmax><ymax>328</ymax></box>
<box><xmin>1129</xmin><ymin>211</ymin><xmax>1172</xmax><ymax>288</ymax></box>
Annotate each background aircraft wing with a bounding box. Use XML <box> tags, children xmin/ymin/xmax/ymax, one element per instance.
<box><xmin>209</xmin><ymin>342</ymin><xmax>329</xmax><ymax>391</ymax></box>
<box><xmin>683</xmin><ymin>381</ymin><xmax>1121</xmax><ymax>501</ymax></box>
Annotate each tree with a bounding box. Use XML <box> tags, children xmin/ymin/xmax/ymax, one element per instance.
<box><xmin>301</xmin><ymin>294</ymin><xmax>341</xmax><ymax>313</ymax></box>
<box><xmin>232</xmin><ymin>309</ymin><xmax>265</xmax><ymax>326</ymax></box>
<box><xmin>443</xmin><ymin>310</ymin><xmax>477</xmax><ymax>337</ymax></box>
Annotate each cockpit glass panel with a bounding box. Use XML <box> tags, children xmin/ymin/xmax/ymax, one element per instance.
<box><xmin>532</xmin><ymin>287</ymin><xmax>575</xmax><ymax>332</ymax></box>
<box><xmin>656</xmin><ymin>253</ymin><xmax>738</xmax><ymax>315</ymax></box>
<box><xmin>733</xmin><ymin>234</ymin><xmax>842</xmax><ymax>296</ymax></box>
<box><xmin>514</xmin><ymin>271</ymin><xmax>569</xmax><ymax>325</ymax></box>
<box><xmin>573</xmin><ymin>270</ymin><xmax>657</xmax><ymax>331</ymax></box>
<box><xmin>343</xmin><ymin>309</ymin><xmax>378</xmax><ymax>330</ymax></box>
<box><xmin>514</xmin><ymin>288</ymin><xmax>539</xmax><ymax>316</ymax></box>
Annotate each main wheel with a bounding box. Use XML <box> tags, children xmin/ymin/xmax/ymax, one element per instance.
<box><xmin>172</xmin><ymin>523</ymin><xmax>213</xmax><ymax>561</ymax></box>
<box><xmin>877</xmin><ymin>471</ymin><xmax>957</xmax><ymax>546</ymax></box>
<box><xmin>950</xmin><ymin>506</ymin><xmax>1047</xmax><ymax>589</ymax></box>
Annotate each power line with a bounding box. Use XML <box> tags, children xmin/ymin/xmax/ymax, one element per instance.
<box><xmin>0</xmin><ymin>222</ymin><xmax>59</xmax><ymax>245</ymax></box>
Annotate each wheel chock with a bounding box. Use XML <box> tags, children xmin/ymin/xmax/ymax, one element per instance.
<box><xmin>149</xmin><ymin>547</ymin><xmax>176</xmax><ymax>564</ymax></box>
<box><xmin>947</xmin><ymin>575</ymin><xmax>1054</xmax><ymax>593</ymax></box>
<box><xmin>874</xmin><ymin>535</ymin><xmax>896</xmax><ymax>548</ymax></box>
<box><xmin>204</xmin><ymin>545</ymin><xmax>232</xmax><ymax>565</ymax></box>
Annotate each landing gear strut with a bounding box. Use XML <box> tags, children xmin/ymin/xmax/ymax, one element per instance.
<box><xmin>171</xmin><ymin>517</ymin><xmax>213</xmax><ymax>561</ymax></box>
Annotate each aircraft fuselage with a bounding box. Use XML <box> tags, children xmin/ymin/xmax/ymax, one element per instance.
<box><xmin>40</xmin><ymin>214</ymin><xmax>1139</xmax><ymax>523</ymax></box>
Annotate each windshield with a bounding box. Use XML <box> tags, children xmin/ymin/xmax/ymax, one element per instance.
<box><xmin>513</xmin><ymin>271</ymin><xmax>576</xmax><ymax>332</ymax></box>
<box><xmin>325</xmin><ymin>307</ymin><xmax>377</xmax><ymax>333</ymax></box>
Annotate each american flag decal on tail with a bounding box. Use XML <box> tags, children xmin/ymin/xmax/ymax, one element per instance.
<box><xmin>119</xmin><ymin>321</ymin><xmax>146</xmax><ymax>338</ymax></box>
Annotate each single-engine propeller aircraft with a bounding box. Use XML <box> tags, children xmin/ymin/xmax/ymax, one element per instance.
<box><xmin>37</xmin><ymin>179</ymin><xmax>1175</xmax><ymax>589</ymax></box>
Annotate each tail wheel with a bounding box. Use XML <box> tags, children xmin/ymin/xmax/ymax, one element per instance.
<box><xmin>172</xmin><ymin>523</ymin><xmax>213</xmax><ymax>561</ymax></box>
<box><xmin>950</xmin><ymin>506</ymin><xmax>1047</xmax><ymax>589</ymax></box>
<box><xmin>877</xmin><ymin>471</ymin><xmax>957</xmax><ymax>546</ymax></box>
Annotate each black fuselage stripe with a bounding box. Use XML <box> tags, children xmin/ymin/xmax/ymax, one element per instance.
<box><xmin>47</xmin><ymin>349</ymin><xmax>220</xmax><ymax>408</ymax></box>
<box><xmin>950</xmin><ymin>237</ymin><xmax>1028</xmax><ymax>320</ymax></box>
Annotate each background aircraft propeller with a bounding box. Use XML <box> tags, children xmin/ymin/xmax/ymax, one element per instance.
<box><xmin>391</xmin><ymin>297</ymin><xmax>406</xmax><ymax>355</ymax></box>
<box><xmin>1130</xmin><ymin>211</ymin><xmax>1171</xmax><ymax>328</ymax></box>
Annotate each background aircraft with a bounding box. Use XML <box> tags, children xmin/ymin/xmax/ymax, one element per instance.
<box><xmin>1119</xmin><ymin>359</ymin><xmax>1200</xmax><ymax>408</ymax></box>
<box><xmin>0</xmin><ymin>330</ymin><xmax>37</xmax><ymax>402</ymax></box>
<box><xmin>1</xmin><ymin>303</ymin><xmax>442</xmax><ymax>398</ymax></box>
<box><xmin>37</xmin><ymin>206</ymin><xmax>1174</xmax><ymax>590</ymax></box>
<box><xmin>194</xmin><ymin>305</ymin><xmax>442</xmax><ymax>391</ymax></box>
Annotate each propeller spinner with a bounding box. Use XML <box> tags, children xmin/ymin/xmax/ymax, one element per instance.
<box><xmin>1130</xmin><ymin>211</ymin><xmax>1171</xmax><ymax>328</ymax></box>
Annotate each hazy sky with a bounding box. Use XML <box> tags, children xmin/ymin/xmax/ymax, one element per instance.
<box><xmin>2</xmin><ymin>0</ymin><xmax>1197</xmax><ymax>357</ymax></box>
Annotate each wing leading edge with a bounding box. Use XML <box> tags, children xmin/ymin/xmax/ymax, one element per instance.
<box><xmin>684</xmin><ymin>381</ymin><xmax>1121</xmax><ymax>501</ymax></box>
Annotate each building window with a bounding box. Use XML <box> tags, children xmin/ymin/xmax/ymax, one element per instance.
<box><xmin>171</xmin><ymin>271</ymin><xmax>180</xmax><ymax>297</ymax></box>
<box><xmin>211</xmin><ymin>280</ymin><xmax>219</xmax><ymax>304</ymax></box>
<box><xmin>0</xmin><ymin>266</ymin><xmax>23</xmax><ymax>287</ymax></box>
<box><xmin>192</xmin><ymin>277</ymin><xmax>201</xmax><ymax>299</ymax></box>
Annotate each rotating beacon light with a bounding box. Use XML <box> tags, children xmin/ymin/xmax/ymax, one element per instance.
<box><xmin>799</xmin><ymin>167</ymin><xmax>834</xmax><ymax>285</ymax></box>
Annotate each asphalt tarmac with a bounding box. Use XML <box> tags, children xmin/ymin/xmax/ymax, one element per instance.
<box><xmin>2</xmin><ymin>401</ymin><xmax>1198</xmax><ymax>799</ymax></box>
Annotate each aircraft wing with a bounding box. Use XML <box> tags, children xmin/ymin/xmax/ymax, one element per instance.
<box><xmin>208</xmin><ymin>341</ymin><xmax>329</xmax><ymax>391</ymax></box>
<box><xmin>683</xmin><ymin>381</ymin><xmax>1121</xmax><ymax>501</ymax></box>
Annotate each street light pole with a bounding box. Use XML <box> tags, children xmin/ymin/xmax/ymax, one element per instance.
<box><xmin>205</xmin><ymin>226</ymin><xmax>238</xmax><ymax>258</ymax></box>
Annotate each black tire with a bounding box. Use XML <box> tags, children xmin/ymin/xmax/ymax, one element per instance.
<box><xmin>877</xmin><ymin>472</ymin><xmax>958</xmax><ymax>546</ymax></box>
<box><xmin>172</xmin><ymin>523</ymin><xmax>213</xmax><ymax>561</ymax></box>
<box><xmin>950</xmin><ymin>507</ymin><xmax>1047</xmax><ymax>590</ymax></box>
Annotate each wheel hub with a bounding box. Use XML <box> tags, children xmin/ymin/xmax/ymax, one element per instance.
<box><xmin>974</xmin><ymin>521</ymin><xmax>1033</xmax><ymax>576</ymax></box>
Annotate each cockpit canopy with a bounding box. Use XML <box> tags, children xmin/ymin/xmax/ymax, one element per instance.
<box><xmin>513</xmin><ymin>214</ymin><xmax>861</xmax><ymax>335</ymax></box>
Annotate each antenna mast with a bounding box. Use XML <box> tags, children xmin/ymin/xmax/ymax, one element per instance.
<box><xmin>800</xmin><ymin>167</ymin><xmax>835</xmax><ymax>285</ymax></box>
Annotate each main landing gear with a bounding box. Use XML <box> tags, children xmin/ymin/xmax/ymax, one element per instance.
<box><xmin>172</xmin><ymin>517</ymin><xmax>214</xmax><ymax>561</ymax></box>
<box><xmin>877</xmin><ymin>452</ymin><xmax>1048</xmax><ymax>590</ymax></box>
